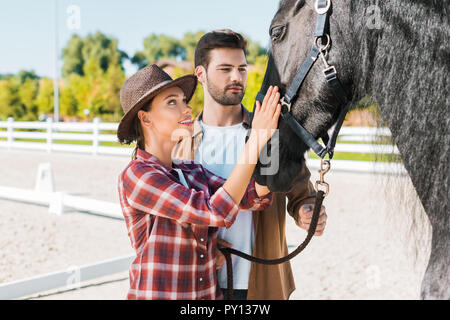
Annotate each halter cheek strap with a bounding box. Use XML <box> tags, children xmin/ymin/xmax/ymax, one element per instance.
<box><xmin>255</xmin><ymin>0</ymin><xmax>350</xmax><ymax>160</ymax></box>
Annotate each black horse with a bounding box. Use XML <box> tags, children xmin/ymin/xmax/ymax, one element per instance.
<box><xmin>253</xmin><ymin>0</ymin><xmax>448</xmax><ymax>299</ymax></box>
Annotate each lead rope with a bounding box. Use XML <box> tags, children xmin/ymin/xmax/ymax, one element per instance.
<box><xmin>219</xmin><ymin>159</ymin><xmax>331</xmax><ymax>300</ymax></box>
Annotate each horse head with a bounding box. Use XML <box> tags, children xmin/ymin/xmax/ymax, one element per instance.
<box><xmin>254</xmin><ymin>0</ymin><xmax>354</xmax><ymax>192</ymax></box>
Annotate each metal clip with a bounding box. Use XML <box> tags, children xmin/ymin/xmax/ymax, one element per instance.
<box><xmin>315</xmin><ymin>159</ymin><xmax>331</xmax><ymax>196</ymax></box>
<box><xmin>280</xmin><ymin>96</ymin><xmax>291</xmax><ymax>112</ymax></box>
<box><xmin>319</xmin><ymin>51</ymin><xmax>330</xmax><ymax>69</ymax></box>
<box><xmin>315</xmin><ymin>0</ymin><xmax>331</xmax><ymax>15</ymax></box>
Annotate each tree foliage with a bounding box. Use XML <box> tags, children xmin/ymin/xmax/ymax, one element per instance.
<box><xmin>242</xmin><ymin>55</ymin><xmax>268</xmax><ymax>111</ymax></box>
<box><xmin>0</xmin><ymin>78</ymin><xmax>22</xmax><ymax>120</ymax></box>
<box><xmin>180</xmin><ymin>31</ymin><xmax>205</xmax><ymax>63</ymax></box>
<box><xmin>0</xmin><ymin>31</ymin><xmax>268</xmax><ymax>122</ymax></box>
<box><xmin>62</xmin><ymin>32</ymin><xmax>128</xmax><ymax>78</ymax></box>
<box><xmin>132</xmin><ymin>34</ymin><xmax>185</xmax><ymax>69</ymax></box>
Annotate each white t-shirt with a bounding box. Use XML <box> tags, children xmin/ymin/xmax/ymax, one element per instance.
<box><xmin>173</xmin><ymin>168</ymin><xmax>189</xmax><ymax>188</ymax></box>
<box><xmin>195</xmin><ymin>120</ymin><xmax>253</xmax><ymax>290</ymax></box>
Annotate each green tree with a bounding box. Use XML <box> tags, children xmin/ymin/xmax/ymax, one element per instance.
<box><xmin>75</xmin><ymin>56</ymin><xmax>104</xmax><ymax>118</ymax></box>
<box><xmin>18</xmin><ymin>77</ymin><xmax>39</xmax><ymax>120</ymax></box>
<box><xmin>245</xmin><ymin>38</ymin><xmax>267</xmax><ymax>65</ymax></box>
<box><xmin>180</xmin><ymin>31</ymin><xmax>205</xmax><ymax>62</ymax></box>
<box><xmin>62</xmin><ymin>32</ymin><xmax>127</xmax><ymax>78</ymax></box>
<box><xmin>99</xmin><ymin>54</ymin><xmax>126</xmax><ymax>121</ymax></box>
<box><xmin>0</xmin><ymin>74</ymin><xmax>14</xmax><ymax>80</ymax></box>
<box><xmin>242</xmin><ymin>55</ymin><xmax>268</xmax><ymax>112</ymax></box>
<box><xmin>60</xmin><ymin>73</ymin><xmax>81</xmax><ymax>117</ymax></box>
<box><xmin>60</xmin><ymin>32</ymin><xmax>128</xmax><ymax>119</ymax></box>
<box><xmin>35</xmin><ymin>78</ymin><xmax>54</xmax><ymax>116</ymax></box>
<box><xmin>0</xmin><ymin>79</ymin><xmax>23</xmax><ymax>120</ymax></box>
<box><xmin>132</xmin><ymin>34</ymin><xmax>184</xmax><ymax>69</ymax></box>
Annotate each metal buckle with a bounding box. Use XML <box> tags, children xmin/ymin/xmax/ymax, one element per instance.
<box><xmin>315</xmin><ymin>0</ymin><xmax>331</xmax><ymax>15</ymax></box>
<box><xmin>280</xmin><ymin>97</ymin><xmax>291</xmax><ymax>112</ymax></box>
<box><xmin>315</xmin><ymin>159</ymin><xmax>331</xmax><ymax>196</ymax></box>
<box><xmin>323</xmin><ymin>66</ymin><xmax>337</xmax><ymax>78</ymax></box>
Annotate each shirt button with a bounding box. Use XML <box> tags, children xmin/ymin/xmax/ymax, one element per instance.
<box><xmin>200</xmin><ymin>238</ymin><xmax>204</xmax><ymax>242</ymax></box>
<box><xmin>200</xmin><ymin>254</ymin><xmax>204</xmax><ymax>258</ymax></box>
<box><xmin>199</xmin><ymin>277</ymin><xmax>203</xmax><ymax>282</ymax></box>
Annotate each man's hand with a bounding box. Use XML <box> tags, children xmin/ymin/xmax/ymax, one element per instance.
<box><xmin>215</xmin><ymin>238</ymin><xmax>233</xmax><ymax>270</ymax></box>
<box><xmin>297</xmin><ymin>204</ymin><xmax>327</xmax><ymax>236</ymax></box>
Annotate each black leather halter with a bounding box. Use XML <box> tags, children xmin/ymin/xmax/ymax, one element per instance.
<box><xmin>256</xmin><ymin>0</ymin><xmax>350</xmax><ymax>160</ymax></box>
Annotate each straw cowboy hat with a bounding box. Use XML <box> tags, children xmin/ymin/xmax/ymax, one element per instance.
<box><xmin>117</xmin><ymin>64</ymin><xmax>197</xmax><ymax>143</ymax></box>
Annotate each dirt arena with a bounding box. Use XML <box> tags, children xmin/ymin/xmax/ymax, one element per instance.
<box><xmin>0</xmin><ymin>149</ymin><xmax>431</xmax><ymax>299</ymax></box>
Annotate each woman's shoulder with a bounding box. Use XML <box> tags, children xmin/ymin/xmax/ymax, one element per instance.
<box><xmin>120</xmin><ymin>158</ymin><xmax>163</xmax><ymax>180</ymax></box>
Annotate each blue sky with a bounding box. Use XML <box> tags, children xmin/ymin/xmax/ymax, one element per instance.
<box><xmin>0</xmin><ymin>0</ymin><xmax>280</xmax><ymax>78</ymax></box>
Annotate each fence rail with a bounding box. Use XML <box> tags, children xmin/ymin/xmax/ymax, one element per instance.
<box><xmin>0</xmin><ymin>254</ymin><xmax>134</xmax><ymax>300</ymax></box>
<box><xmin>0</xmin><ymin>118</ymin><xmax>405</xmax><ymax>173</ymax></box>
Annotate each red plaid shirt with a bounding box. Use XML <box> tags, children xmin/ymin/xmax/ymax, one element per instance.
<box><xmin>118</xmin><ymin>149</ymin><xmax>273</xmax><ymax>300</ymax></box>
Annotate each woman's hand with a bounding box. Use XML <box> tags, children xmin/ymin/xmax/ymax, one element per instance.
<box><xmin>250</xmin><ymin>85</ymin><xmax>282</xmax><ymax>150</ymax></box>
<box><xmin>222</xmin><ymin>86</ymin><xmax>280</xmax><ymax>207</ymax></box>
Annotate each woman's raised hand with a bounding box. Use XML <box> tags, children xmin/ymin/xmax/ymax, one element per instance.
<box><xmin>222</xmin><ymin>87</ymin><xmax>281</xmax><ymax>204</ymax></box>
<box><xmin>250</xmin><ymin>86</ymin><xmax>282</xmax><ymax>148</ymax></box>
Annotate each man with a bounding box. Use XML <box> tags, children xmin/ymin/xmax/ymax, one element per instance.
<box><xmin>173</xmin><ymin>29</ymin><xmax>327</xmax><ymax>300</ymax></box>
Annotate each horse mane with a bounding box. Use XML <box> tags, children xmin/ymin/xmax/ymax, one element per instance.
<box><xmin>259</xmin><ymin>51</ymin><xmax>282</xmax><ymax>97</ymax></box>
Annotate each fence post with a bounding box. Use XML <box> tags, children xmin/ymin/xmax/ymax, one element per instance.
<box><xmin>49</xmin><ymin>191</ymin><xmax>64</xmax><ymax>215</ymax></box>
<box><xmin>46</xmin><ymin>118</ymin><xmax>53</xmax><ymax>153</ymax></box>
<box><xmin>92</xmin><ymin>117</ymin><xmax>100</xmax><ymax>155</ymax></box>
<box><xmin>7</xmin><ymin>117</ymin><xmax>14</xmax><ymax>150</ymax></box>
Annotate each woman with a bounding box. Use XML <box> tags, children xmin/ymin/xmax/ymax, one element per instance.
<box><xmin>117</xmin><ymin>64</ymin><xmax>281</xmax><ymax>300</ymax></box>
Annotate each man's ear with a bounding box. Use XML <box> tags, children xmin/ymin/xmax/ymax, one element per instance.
<box><xmin>195</xmin><ymin>65</ymin><xmax>206</xmax><ymax>84</ymax></box>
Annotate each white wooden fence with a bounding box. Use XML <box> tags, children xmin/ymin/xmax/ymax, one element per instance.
<box><xmin>0</xmin><ymin>185</ymin><xmax>122</xmax><ymax>218</ymax></box>
<box><xmin>0</xmin><ymin>117</ymin><xmax>129</xmax><ymax>156</ymax></box>
<box><xmin>0</xmin><ymin>117</ymin><xmax>405</xmax><ymax>174</ymax></box>
<box><xmin>0</xmin><ymin>254</ymin><xmax>134</xmax><ymax>300</ymax></box>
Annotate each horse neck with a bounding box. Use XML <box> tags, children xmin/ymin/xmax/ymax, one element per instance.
<box><xmin>348</xmin><ymin>0</ymin><xmax>448</xmax><ymax>218</ymax></box>
<box><xmin>348</xmin><ymin>1</ymin><xmax>447</xmax><ymax>113</ymax></box>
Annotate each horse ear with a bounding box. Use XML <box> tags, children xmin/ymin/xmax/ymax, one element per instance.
<box><xmin>293</xmin><ymin>0</ymin><xmax>306</xmax><ymax>16</ymax></box>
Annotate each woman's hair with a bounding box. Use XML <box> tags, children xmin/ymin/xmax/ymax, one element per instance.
<box><xmin>131</xmin><ymin>101</ymin><xmax>151</xmax><ymax>160</ymax></box>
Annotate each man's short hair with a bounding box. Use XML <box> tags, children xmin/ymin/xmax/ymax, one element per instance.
<box><xmin>194</xmin><ymin>29</ymin><xmax>247</xmax><ymax>69</ymax></box>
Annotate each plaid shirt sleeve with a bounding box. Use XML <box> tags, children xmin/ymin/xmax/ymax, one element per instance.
<box><xmin>123</xmin><ymin>163</ymin><xmax>240</xmax><ymax>228</ymax></box>
<box><xmin>201</xmin><ymin>166</ymin><xmax>273</xmax><ymax>211</ymax></box>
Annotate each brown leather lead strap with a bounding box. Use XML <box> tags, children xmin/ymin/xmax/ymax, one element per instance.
<box><xmin>223</xmin><ymin>250</ymin><xmax>234</xmax><ymax>300</ymax></box>
<box><xmin>219</xmin><ymin>190</ymin><xmax>325</xmax><ymax>300</ymax></box>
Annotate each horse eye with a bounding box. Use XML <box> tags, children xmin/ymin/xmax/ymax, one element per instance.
<box><xmin>270</xmin><ymin>25</ymin><xmax>286</xmax><ymax>42</ymax></box>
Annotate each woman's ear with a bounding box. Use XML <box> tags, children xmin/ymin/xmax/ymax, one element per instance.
<box><xmin>138</xmin><ymin>110</ymin><xmax>151</xmax><ymax>127</ymax></box>
<box><xmin>195</xmin><ymin>65</ymin><xmax>206</xmax><ymax>84</ymax></box>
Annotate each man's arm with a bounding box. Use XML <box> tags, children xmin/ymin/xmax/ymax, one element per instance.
<box><xmin>286</xmin><ymin>161</ymin><xmax>327</xmax><ymax>236</ymax></box>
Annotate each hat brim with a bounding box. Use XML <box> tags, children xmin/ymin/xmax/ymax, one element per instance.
<box><xmin>117</xmin><ymin>74</ymin><xmax>197</xmax><ymax>143</ymax></box>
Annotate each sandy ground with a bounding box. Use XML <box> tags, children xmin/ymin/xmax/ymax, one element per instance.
<box><xmin>0</xmin><ymin>149</ymin><xmax>431</xmax><ymax>300</ymax></box>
